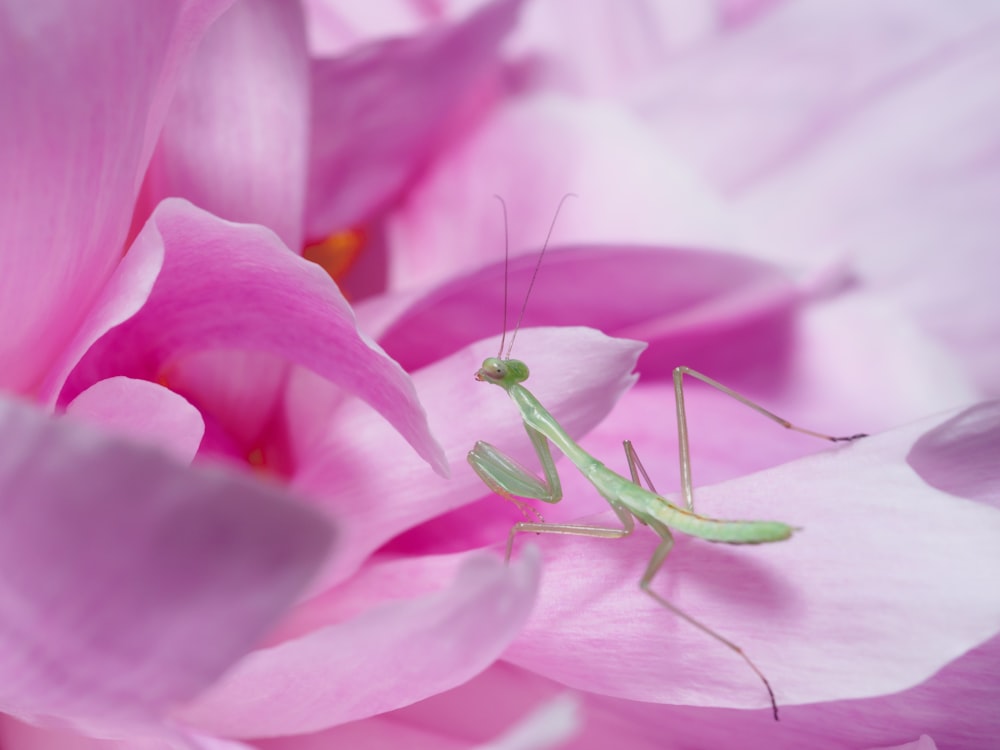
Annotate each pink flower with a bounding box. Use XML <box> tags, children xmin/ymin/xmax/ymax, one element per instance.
<box><xmin>2</xmin><ymin>2</ymin><xmax>999</xmax><ymax>750</ymax></box>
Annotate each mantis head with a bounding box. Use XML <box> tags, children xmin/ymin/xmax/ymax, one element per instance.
<box><xmin>475</xmin><ymin>357</ymin><xmax>529</xmax><ymax>388</ymax></box>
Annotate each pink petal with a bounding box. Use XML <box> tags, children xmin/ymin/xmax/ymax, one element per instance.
<box><xmin>908</xmin><ymin>401</ymin><xmax>1000</xmax><ymax>506</ymax></box>
<box><xmin>257</xmin><ymin>688</ymin><xmax>582</xmax><ymax>750</ymax></box>
<box><xmin>366</xmin><ymin>245</ymin><xmax>795</xmax><ymax>376</ymax></box>
<box><xmin>175</xmin><ymin>549</ymin><xmax>541</xmax><ymax>737</ymax></box>
<box><xmin>151</xmin><ymin>349</ymin><xmax>289</xmax><ymax>464</ymax></box>
<box><xmin>288</xmin><ymin>326</ymin><xmax>643</xmax><ymax>586</ymax></box>
<box><xmin>141</xmin><ymin>0</ymin><xmax>310</xmax><ymax>250</ymax></box>
<box><xmin>0</xmin><ymin>0</ymin><xmax>233</xmax><ymax>393</ymax></box>
<box><xmin>36</xmin><ymin>222</ymin><xmax>164</xmax><ymax>404</ymax></box>
<box><xmin>61</xmin><ymin>198</ymin><xmax>447</xmax><ymax>476</ymax></box>
<box><xmin>0</xmin><ymin>395</ymin><xmax>333</xmax><ymax>731</ymax></box>
<box><xmin>384</xmin><ymin>662</ymin><xmax>663</xmax><ymax>750</ymax></box>
<box><xmin>65</xmin><ymin>377</ymin><xmax>205</xmax><ymax>464</ymax></box>
<box><xmin>305</xmin><ymin>0</ymin><xmax>523</xmax><ymax>237</ymax></box>
<box><xmin>385</xmin><ymin>96</ymin><xmax>732</xmax><ymax>290</ymax></box>
<box><xmin>0</xmin><ymin>714</ymin><xmax>256</xmax><ymax>750</ymax></box>
<box><xmin>502</xmin><ymin>404</ymin><xmax>1000</xmax><ymax>711</ymax></box>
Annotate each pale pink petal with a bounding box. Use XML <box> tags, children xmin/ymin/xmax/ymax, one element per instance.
<box><xmin>301</xmin><ymin>0</ymin><xmax>436</xmax><ymax>57</ymax></box>
<box><xmin>305</xmin><ymin>0</ymin><xmax>523</xmax><ymax>238</ymax></box>
<box><xmin>741</xmin><ymin>40</ymin><xmax>1000</xmax><ymax>395</ymax></box>
<box><xmin>908</xmin><ymin>401</ymin><xmax>1000</xmax><ymax>506</ymax></box>
<box><xmin>643</xmin><ymin>3</ymin><xmax>1000</xmax><ymax>393</ymax></box>
<box><xmin>509</xmin><ymin>0</ymin><xmax>720</xmax><ymax>96</ymax></box>
<box><xmin>870</xmin><ymin>737</ymin><xmax>938</xmax><ymax>750</ymax></box>
<box><xmin>0</xmin><ymin>396</ymin><xmax>333</xmax><ymax>731</ymax></box>
<box><xmin>386</xmin><ymin>96</ymin><xmax>732</xmax><ymax>290</ymax></box>
<box><xmin>576</xmin><ymin>633</ymin><xmax>999</xmax><ymax>748</ymax></box>
<box><xmin>287</xmin><ymin>327</ymin><xmax>643</xmax><ymax>586</ymax></box>
<box><xmin>65</xmin><ymin>377</ymin><xmax>204</xmax><ymax>464</ymax></box>
<box><xmin>61</xmin><ymin>198</ymin><xmax>447</xmax><ymax>476</ymax></box>
<box><xmin>0</xmin><ymin>0</ymin><xmax>233</xmax><ymax>393</ymax></box>
<box><xmin>176</xmin><ymin>549</ymin><xmax>541</xmax><ymax>737</ymax></box>
<box><xmin>502</xmin><ymin>405</ymin><xmax>1000</xmax><ymax>711</ymax></box>
<box><xmin>642</xmin><ymin>1</ymin><xmax>1000</xmax><ymax>191</ymax></box>
<box><xmin>141</xmin><ymin>0</ymin><xmax>310</xmax><ymax>250</ymax></box>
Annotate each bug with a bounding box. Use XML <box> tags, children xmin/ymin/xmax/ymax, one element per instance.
<box><xmin>466</xmin><ymin>197</ymin><xmax>866</xmax><ymax>720</ymax></box>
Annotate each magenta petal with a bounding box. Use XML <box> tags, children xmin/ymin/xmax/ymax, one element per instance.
<box><xmin>305</xmin><ymin>0</ymin><xmax>523</xmax><ymax>236</ymax></box>
<box><xmin>0</xmin><ymin>0</ymin><xmax>232</xmax><ymax>393</ymax></box>
<box><xmin>175</xmin><ymin>549</ymin><xmax>541</xmax><ymax>737</ymax></box>
<box><xmin>65</xmin><ymin>377</ymin><xmax>204</xmax><ymax>464</ymax></box>
<box><xmin>368</xmin><ymin>244</ymin><xmax>795</xmax><ymax>376</ymax></box>
<box><xmin>0</xmin><ymin>714</ymin><xmax>256</xmax><ymax>750</ymax></box>
<box><xmin>908</xmin><ymin>401</ymin><xmax>1000</xmax><ymax>507</ymax></box>
<box><xmin>62</xmin><ymin>198</ymin><xmax>446</xmax><ymax>476</ymax></box>
<box><xmin>142</xmin><ymin>0</ymin><xmax>310</xmax><ymax>250</ymax></box>
<box><xmin>503</xmin><ymin>405</ymin><xmax>1000</xmax><ymax>711</ymax></box>
<box><xmin>0</xmin><ymin>396</ymin><xmax>333</xmax><ymax>730</ymax></box>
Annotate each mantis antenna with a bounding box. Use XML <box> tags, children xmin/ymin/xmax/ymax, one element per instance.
<box><xmin>493</xmin><ymin>193</ymin><xmax>578</xmax><ymax>360</ymax></box>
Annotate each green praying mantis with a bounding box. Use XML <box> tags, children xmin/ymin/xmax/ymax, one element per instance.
<box><xmin>466</xmin><ymin>198</ymin><xmax>866</xmax><ymax>721</ymax></box>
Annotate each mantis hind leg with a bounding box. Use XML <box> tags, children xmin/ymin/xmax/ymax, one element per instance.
<box><xmin>504</xmin><ymin>502</ymin><xmax>635</xmax><ymax>563</ymax></box>
<box><xmin>639</xmin><ymin>517</ymin><xmax>780</xmax><ymax>721</ymax></box>
<box><xmin>624</xmin><ymin>439</ymin><xmax>780</xmax><ymax>719</ymax></box>
<box><xmin>672</xmin><ymin>366</ymin><xmax>867</xmax><ymax>512</ymax></box>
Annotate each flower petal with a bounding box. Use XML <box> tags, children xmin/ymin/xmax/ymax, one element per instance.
<box><xmin>572</xmin><ymin>632</ymin><xmax>999</xmax><ymax>748</ymax></box>
<box><xmin>288</xmin><ymin>326</ymin><xmax>643</xmax><ymax>586</ymax></box>
<box><xmin>643</xmin><ymin>1</ymin><xmax>1000</xmax><ymax>191</ymax></box>
<box><xmin>385</xmin><ymin>95</ymin><xmax>732</xmax><ymax>290</ymax></box>
<box><xmin>0</xmin><ymin>396</ymin><xmax>334</xmax><ymax>731</ymax></box>
<box><xmin>366</xmin><ymin>245</ymin><xmax>795</xmax><ymax>376</ymax></box>
<box><xmin>305</xmin><ymin>0</ymin><xmax>524</xmax><ymax>237</ymax></box>
<box><xmin>61</xmin><ymin>198</ymin><xmax>447</xmax><ymax>476</ymax></box>
<box><xmin>36</xmin><ymin>223</ymin><xmax>164</xmax><ymax>404</ymax></box>
<box><xmin>176</xmin><ymin>549</ymin><xmax>541</xmax><ymax>737</ymax></box>
<box><xmin>908</xmin><ymin>400</ymin><xmax>1000</xmax><ymax>506</ymax></box>
<box><xmin>0</xmin><ymin>0</ymin><xmax>233</xmax><ymax>392</ymax></box>
<box><xmin>65</xmin><ymin>376</ymin><xmax>204</xmax><ymax>464</ymax></box>
<box><xmin>502</xmin><ymin>404</ymin><xmax>1000</xmax><ymax>711</ymax></box>
<box><xmin>141</xmin><ymin>0</ymin><xmax>310</xmax><ymax>250</ymax></box>
<box><xmin>0</xmin><ymin>714</ymin><xmax>257</xmax><ymax>750</ymax></box>
<box><xmin>720</xmin><ymin>7</ymin><xmax>1000</xmax><ymax>393</ymax></box>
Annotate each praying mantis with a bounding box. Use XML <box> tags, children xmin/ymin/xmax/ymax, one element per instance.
<box><xmin>466</xmin><ymin>198</ymin><xmax>866</xmax><ymax>720</ymax></box>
